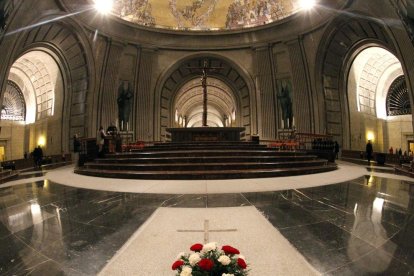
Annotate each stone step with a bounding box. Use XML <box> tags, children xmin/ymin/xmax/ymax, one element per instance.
<box><xmin>94</xmin><ymin>155</ymin><xmax>318</xmax><ymax>164</ymax></box>
<box><xmin>152</xmin><ymin>141</ymin><xmax>259</xmax><ymax>146</ymax></box>
<box><xmin>137</xmin><ymin>144</ymin><xmax>268</xmax><ymax>151</ymax></box>
<box><xmin>109</xmin><ymin>150</ymin><xmax>308</xmax><ymax>158</ymax></box>
<box><xmin>0</xmin><ymin>169</ymin><xmax>19</xmax><ymax>183</ymax></box>
<box><xmin>84</xmin><ymin>159</ymin><xmax>327</xmax><ymax>171</ymax></box>
<box><xmin>75</xmin><ymin>164</ymin><xmax>338</xmax><ymax>180</ymax></box>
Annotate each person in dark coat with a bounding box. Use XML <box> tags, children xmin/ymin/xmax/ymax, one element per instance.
<box><xmin>334</xmin><ymin>141</ymin><xmax>340</xmax><ymax>159</ymax></box>
<box><xmin>366</xmin><ymin>140</ymin><xmax>373</xmax><ymax>165</ymax></box>
<box><xmin>73</xmin><ymin>134</ymin><xmax>81</xmax><ymax>165</ymax></box>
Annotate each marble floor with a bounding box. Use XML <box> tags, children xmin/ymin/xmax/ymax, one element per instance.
<box><xmin>0</xmin><ymin>164</ymin><xmax>413</xmax><ymax>275</ymax></box>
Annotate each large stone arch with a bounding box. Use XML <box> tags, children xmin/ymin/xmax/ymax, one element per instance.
<box><xmin>315</xmin><ymin>13</ymin><xmax>399</xmax><ymax>149</ymax></box>
<box><xmin>155</xmin><ymin>54</ymin><xmax>256</xmax><ymax>141</ymax></box>
<box><xmin>2</xmin><ymin>14</ymin><xmax>95</xmax><ymax>151</ymax></box>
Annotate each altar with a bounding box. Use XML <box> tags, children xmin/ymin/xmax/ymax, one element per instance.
<box><xmin>166</xmin><ymin>127</ymin><xmax>245</xmax><ymax>142</ymax></box>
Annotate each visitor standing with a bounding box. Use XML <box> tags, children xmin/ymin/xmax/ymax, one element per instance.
<box><xmin>73</xmin><ymin>134</ymin><xmax>81</xmax><ymax>165</ymax></box>
<box><xmin>366</xmin><ymin>140</ymin><xmax>373</xmax><ymax>165</ymax></box>
<box><xmin>334</xmin><ymin>141</ymin><xmax>340</xmax><ymax>160</ymax></box>
<box><xmin>96</xmin><ymin>126</ymin><xmax>106</xmax><ymax>157</ymax></box>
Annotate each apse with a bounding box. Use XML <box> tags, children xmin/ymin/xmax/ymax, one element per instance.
<box><xmin>173</xmin><ymin>77</ymin><xmax>236</xmax><ymax>128</ymax></box>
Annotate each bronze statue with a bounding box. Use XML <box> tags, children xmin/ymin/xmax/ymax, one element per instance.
<box><xmin>117</xmin><ymin>80</ymin><xmax>134</xmax><ymax>131</ymax></box>
<box><xmin>277</xmin><ymin>80</ymin><xmax>293</xmax><ymax>129</ymax></box>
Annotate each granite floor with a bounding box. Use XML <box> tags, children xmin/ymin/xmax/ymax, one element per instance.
<box><xmin>0</xmin><ymin>167</ymin><xmax>413</xmax><ymax>275</ymax></box>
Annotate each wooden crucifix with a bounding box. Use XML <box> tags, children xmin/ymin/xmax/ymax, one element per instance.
<box><xmin>188</xmin><ymin>60</ymin><xmax>223</xmax><ymax>127</ymax></box>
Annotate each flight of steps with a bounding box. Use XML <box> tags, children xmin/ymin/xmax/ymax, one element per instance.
<box><xmin>75</xmin><ymin>142</ymin><xmax>337</xmax><ymax>180</ymax></box>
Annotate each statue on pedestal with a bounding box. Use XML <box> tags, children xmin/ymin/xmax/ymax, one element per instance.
<box><xmin>117</xmin><ymin>80</ymin><xmax>134</xmax><ymax>131</ymax></box>
<box><xmin>277</xmin><ymin>79</ymin><xmax>293</xmax><ymax>129</ymax></box>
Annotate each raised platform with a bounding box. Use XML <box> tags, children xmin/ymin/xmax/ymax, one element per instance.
<box><xmin>75</xmin><ymin>141</ymin><xmax>337</xmax><ymax>180</ymax></box>
<box><xmin>166</xmin><ymin>127</ymin><xmax>245</xmax><ymax>142</ymax></box>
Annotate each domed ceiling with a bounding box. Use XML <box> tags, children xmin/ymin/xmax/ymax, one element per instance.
<box><xmin>111</xmin><ymin>0</ymin><xmax>304</xmax><ymax>31</ymax></box>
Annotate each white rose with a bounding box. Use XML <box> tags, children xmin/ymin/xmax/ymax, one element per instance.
<box><xmin>202</xmin><ymin>242</ymin><xmax>217</xmax><ymax>252</ymax></box>
<box><xmin>217</xmin><ymin>255</ymin><xmax>231</xmax><ymax>266</ymax></box>
<box><xmin>180</xmin><ymin>266</ymin><xmax>192</xmax><ymax>276</ymax></box>
<box><xmin>222</xmin><ymin>274</ymin><xmax>235</xmax><ymax>276</ymax></box>
<box><xmin>176</xmin><ymin>252</ymin><xmax>187</xmax><ymax>259</ymax></box>
<box><xmin>189</xmin><ymin>253</ymin><xmax>201</xmax><ymax>266</ymax></box>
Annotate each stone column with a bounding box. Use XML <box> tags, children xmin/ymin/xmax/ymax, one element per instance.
<box><xmin>254</xmin><ymin>45</ymin><xmax>277</xmax><ymax>139</ymax></box>
<box><xmin>98</xmin><ymin>39</ymin><xmax>125</xmax><ymax>130</ymax></box>
<box><xmin>286</xmin><ymin>38</ymin><xmax>314</xmax><ymax>133</ymax></box>
<box><xmin>135</xmin><ymin>47</ymin><xmax>157</xmax><ymax>141</ymax></box>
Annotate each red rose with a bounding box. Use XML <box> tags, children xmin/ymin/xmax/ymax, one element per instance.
<box><xmin>237</xmin><ymin>258</ymin><xmax>247</xmax><ymax>269</ymax></box>
<box><xmin>222</xmin><ymin>245</ymin><xmax>240</xmax><ymax>255</ymax></box>
<box><xmin>190</xmin><ymin>243</ymin><xmax>203</xmax><ymax>252</ymax></box>
<box><xmin>171</xmin><ymin>260</ymin><xmax>184</xmax><ymax>270</ymax></box>
<box><xmin>198</xmin><ymin>258</ymin><xmax>214</xmax><ymax>271</ymax></box>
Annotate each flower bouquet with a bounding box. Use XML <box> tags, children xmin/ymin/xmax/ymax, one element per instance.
<box><xmin>172</xmin><ymin>242</ymin><xmax>249</xmax><ymax>276</ymax></box>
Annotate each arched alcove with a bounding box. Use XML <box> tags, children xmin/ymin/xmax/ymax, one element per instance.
<box><xmin>173</xmin><ymin>78</ymin><xmax>237</xmax><ymax>127</ymax></box>
<box><xmin>8</xmin><ymin>50</ymin><xmax>61</xmax><ymax>124</ymax></box>
<box><xmin>347</xmin><ymin>46</ymin><xmax>412</xmax><ymax>152</ymax></box>
<box><xmin>0</xmin><ymin>15</ymin><xmax>93</xmax><ymax>159</ymax></box>
<box><xmin>0</xmin><ymin>49</ymin><xmax>64</xmax><ymax>160</ymax></box>
<box><xmin>157</xmin><ymin>56</ymin><xmax>254</xmax><ymax>141</ymax></box>
<box><xmin>316</xmin><ymin>14</ymin><xmax>401</xmax><ymax>150</ymax></box>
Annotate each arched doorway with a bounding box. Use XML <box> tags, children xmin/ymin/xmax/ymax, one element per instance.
<box><xmin>316</xmin><ymin>15</ymin><xmax>403</xmax><ymax>150</ymax></box>
<box><xmin>0</xmin><ymin>50</ymin><xmax>63</xmax><ymax>160</ymax></box>
<box><xmin>157</xmin><ymin>56</ymin><xmax>254</xmax><ymax>141</ymax></box>
<box><xmin>347</xmin><ymin>46</ymin><xmax>412</xmax><ymax>152</ymax></box>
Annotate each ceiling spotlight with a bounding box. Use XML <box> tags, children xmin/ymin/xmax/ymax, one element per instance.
<box><xmin>299</xmin><ymin>0</ymin><xmax>316</xmax><ymax>10</ymax></box>
<box><xmin>94</xmin><ymin>0</ymin><xmax>113</xmax><ymax>14</ymax></box>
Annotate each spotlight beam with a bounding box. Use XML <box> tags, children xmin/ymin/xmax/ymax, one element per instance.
<box><xmin>315</xmin><ymin>4</ymin><xmax>404</xmax><ymax>30</ymax></box>
<box><xmin>4</xmin><ymin>6</ymin><xmax>94</xmax><ymax>37</ymax></box>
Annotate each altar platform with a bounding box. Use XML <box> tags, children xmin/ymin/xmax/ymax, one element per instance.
<box><xmin>166</xmin><ymin>127</ymin><xmax>245</xmax><ymax>142</ymax></box>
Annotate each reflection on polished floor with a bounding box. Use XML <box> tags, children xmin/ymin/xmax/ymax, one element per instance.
<box><xmin>0</xmin><ymin>171</ymin><xmax>413</xmax><ymax>275</ymax></box>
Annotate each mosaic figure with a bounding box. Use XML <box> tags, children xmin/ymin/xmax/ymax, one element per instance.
<box><xmin>113</xmin><ymin>0</ymin><xmax>155</xmax><ymax>26</ymax></box>
<box><xmin>169</xmin><ymin>0</ymin><xmax>218</xmax><ymax>29</ymax></box>
<box><xmin>226</xmin><ymin>0</ymin><xmax>295</xmax><ymax>29</ymax></box>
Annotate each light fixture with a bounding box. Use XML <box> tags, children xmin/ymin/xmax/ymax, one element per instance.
<box><xmin>299</xmin><ymin>0</ymin><xmax>316</xmax><ymax>10</ymax></box>
<box><xmin>366</xmin><ymin>131</ymin><xmax>375</xmax><ymax>142</ymax></box>
<box><xmin>38</xmin><ymin>136</ymin><xmax>46</xmax><ymax>147</ymax></box>
<box><xmin>94</xmin><ymin>0</ymin><xmax>113</xmax><ymax>14</ymax></box>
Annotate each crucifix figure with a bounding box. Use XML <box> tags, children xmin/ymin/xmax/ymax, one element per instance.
<box><xmin>188</xmin><ymin>60</ymin><xmax>223</xmax><ymax>127</ymax></box>
<box><xmin>177</xmin><ymin>219</ymin><xmax>237</xmax><ymax>243</ymax></box>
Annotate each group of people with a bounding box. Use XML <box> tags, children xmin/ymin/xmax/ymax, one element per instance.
<box><xmin>388</xmin><ymin>146</ymin><xmax>412</xmax><ymax>158</ymax></box>
<box><xmin>310</xmin><ymin>139</ymin><xmax>340</xmax><ymax>159</ymax></box>
<box><xmin>365</xmin><ymin>141</ymin><xmax>413</xmax><ymax>165</ymax></box>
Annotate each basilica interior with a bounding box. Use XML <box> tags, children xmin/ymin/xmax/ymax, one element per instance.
<box><xmin>0</xmin><ymin>0</ymin><xmax>414</xmax><ymax>275</ymax></box>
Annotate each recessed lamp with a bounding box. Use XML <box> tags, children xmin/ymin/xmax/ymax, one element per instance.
<box><xmin>300</xmin><ymin>0</ymin><xmax>316</xmax><ymax>10</ymax></box>
<box><xmin>94</xmin><ymin>0</ymin><xmax>113</xmax><ymax>14</ymax></box>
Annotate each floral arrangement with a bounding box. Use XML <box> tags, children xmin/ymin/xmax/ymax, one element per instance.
<box><xmin>172</xmin><ymin>242</ymin><xmax>249</xmax><ymax>276</ymax></box>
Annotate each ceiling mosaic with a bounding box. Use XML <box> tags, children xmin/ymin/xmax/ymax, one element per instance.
<box><xmin>111</xmin><ymin>0</ymin><xmax>303</xmax><ymax>31</ymax></box>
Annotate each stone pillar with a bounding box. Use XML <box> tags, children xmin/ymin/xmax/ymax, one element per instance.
<box><xmin>98</xmin><ymin>40</ymin><xmax>125</xmax><ymax>130</ymax></box>
<box><xmin>254</xmin><ymin>45</ymin><xmax>277</xmax><ymax>139</ymax></box>
<box><xmin>286</xmin><ymin>38</ymin><xmax>314</xmax><ymax>133</ymax></box>
<box><xmin>135</xmin><ymin>47</ymin><xmax>156</xmax><ymax>141</ymax></box>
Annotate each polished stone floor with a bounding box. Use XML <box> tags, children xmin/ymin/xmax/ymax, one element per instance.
<box><xmin>0</xmin><ymin>171</ymin><xmax>413</xmax><ymax>275</ymax></box>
